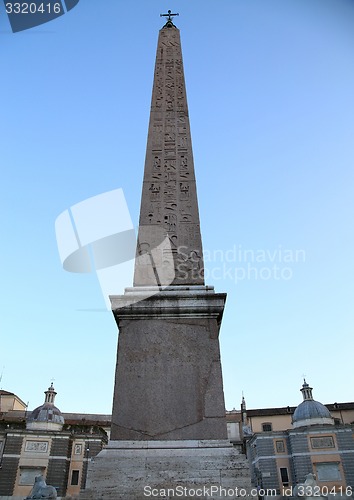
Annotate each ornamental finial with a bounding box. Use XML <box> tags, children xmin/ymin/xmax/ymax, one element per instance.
<box><xmin>160</xmin><ymin>9</ymin><xmax>179</xmax><ymax>27</ymax></box>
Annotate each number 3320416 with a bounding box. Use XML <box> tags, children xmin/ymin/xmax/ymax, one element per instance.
<box><xmin>5</xmin><ymin>3</ymin><xmax>62</xmax><ymax>14</ymax></box>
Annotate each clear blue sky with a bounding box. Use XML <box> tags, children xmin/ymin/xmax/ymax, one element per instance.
<box><xmin>1</xmin><ymin>0</ymin><xmax>353</xmax><ymax>414</ymax></box>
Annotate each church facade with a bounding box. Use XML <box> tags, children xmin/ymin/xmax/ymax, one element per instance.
<box><xmin>0</xmin><ymin>386</ymin><xmax>108</xmax><ymax>499</ymax></box>
<box><xmin>243</xmin><ymin>381</ymin><xmax>354</xmax><ymax>496</ymax></box>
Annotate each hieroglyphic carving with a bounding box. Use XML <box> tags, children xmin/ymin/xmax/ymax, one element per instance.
<box><xmin>178</xmin><ymin>136</ymin><xmax>188</xmax><ymax>149</ymax></box>
<box><xmin>179</xmin><ymin>182</ymin><xmax>189</xmax><ymax>201</ymax></box>
<box><xmin>164</xmin><ymin>214</ymin><xmax>177</xmax><ymax>232</ymax></box>
<box><xmin>164</xmin><ymin>149</ymin><xmax>176</xmax><ymax>159</ymax></box>
<box><xmin>134</xmin><ymin>25</ymin><xmax>204</xmax><ymax>285</ymax></box>
<box><xmin>164</xmin><ymin>159</ymin><xmax>176</xmax><ymax>171</ymax></box>
<box><xmin>164</xmin><ymin>125</ymin><xmax>175</xmax><ymax>144</ymax></box>
<box><xmin>164</xmin><ymin>180</ymin><xmax>177</xmax><ymax>200</ymax></box>
<box><xmin>152</xmin><ymin>155</ymin><xmax>162</xmax><ymax>179</ymax></box>
<box><xmin>149</xmin><ymin>183</ymin><xmax>161</xmax><ymax>201</ymax></box>
<box><xmin>179</xmin><ymin>155</ymin><xmax>189</xmax><ymax>179</ymax></box>
<box><xmin>180</xmin><ymin>204</ymin><xmax>193</xmax><ymax>223</ymax></box>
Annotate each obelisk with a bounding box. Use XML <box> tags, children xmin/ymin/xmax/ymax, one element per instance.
<box><xmin>110</xmin><ymin>13</ymin><xmax>227</xmax><ymax>441</ymax></box>
<box><xmin>81</xmin><ymin>13</ymin><xmax>251</xmax><ymax>499</ymax></box>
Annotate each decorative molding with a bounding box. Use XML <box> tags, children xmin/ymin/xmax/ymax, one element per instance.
<box><xmin>310</xmin><ymin>436</ymin><xmax>335</xmax><ymax>449</ymax></box>
<box><xmin>74</xmin><ymin>444</ymin><xmax>83</xmax><ymax>455</ymax></box>
<box><xmin>25</xmin><ymin>440</ymin><xmax>49</xmax><ymax>453</ymax></box>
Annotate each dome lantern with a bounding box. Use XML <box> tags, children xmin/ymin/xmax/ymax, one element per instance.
<box><xmin>26</xmin><ymin>383</ymin><xmax>64</xmax><ymax>432</ymax></box>
<box><xmin>292</xmin><ymin>380</ymin><xmax>334</xmax><ymax>428</ymax></box>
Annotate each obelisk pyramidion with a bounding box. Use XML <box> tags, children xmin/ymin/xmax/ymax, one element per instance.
<box><xmin>81</xmin><ymin>13</ymin><xmax>251</xmax><ymax>500</ymax></box>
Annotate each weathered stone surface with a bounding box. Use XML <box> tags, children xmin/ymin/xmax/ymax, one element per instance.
<box><xmin>134</xmin><ymin>23</ymin><xmax>204</xmax><ymax>286</ymax></box>
<box><xmin>111</xmin><ymin>285</ymin><xmax>226</xmax><ymax>317</ymax></box>
<box><xmin>80</xmin><ymin>440</ymin><xmax>252</xmax><ymax>500</ymax></box>
<box><xmin>110</xmin><ymin>286</ymin><xmax>227</xmax><ymax>440</ymax></box>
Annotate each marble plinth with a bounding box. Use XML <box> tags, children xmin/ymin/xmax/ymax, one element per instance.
<box><xmin>80</xmin><ymin>440</ymin><xmax>252</xmax><ymax>500</ymax></box>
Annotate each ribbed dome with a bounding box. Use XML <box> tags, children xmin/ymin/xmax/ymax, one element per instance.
<box><xmin>28</xmin><ymin>403</ymin><xmax>64</xmax><ymax>425</ymax></box>
<box><xmin>292</xmin><ymin>380</ymin><xmax>334</xmax><ymax>428</ymax></box>
<box><xmin>293</xmin><ymin>399</ymin><xmax>332</xmax><ymax>422</ymax></box>
<box><xmin>26</xmin><ymin>383</ymin><xmax>64</xmax><ymax>431</ymax></box>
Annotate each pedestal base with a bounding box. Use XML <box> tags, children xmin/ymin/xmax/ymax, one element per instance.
<box><xmin>80</xmin><ymin>439</ymin><xmax>252</xmax><ymax>500</ymax></box>
<box><xmin>110</xmin><ymin>286</ymin><xmax>228</xmax><ymax>440</ymax></box>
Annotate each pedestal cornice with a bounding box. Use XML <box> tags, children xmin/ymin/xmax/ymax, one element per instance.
<box><xmin>110</xmin><ymin>286</ymin><xmax>226</xmax><ymax>327</ymax></box>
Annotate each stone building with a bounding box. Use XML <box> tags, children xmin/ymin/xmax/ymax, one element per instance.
<box><xmin>0</xmin><ymin>392</ymin><xmax>27</xmax><ymax>413</ymax></box>
<box><xmin>245</xmin><ymin>381</ymin><xmax>354</xmax><ymax>496</ymax></box>
<box><xmin>0</xmin><ymin>385</ymin><xmax>108</xmax><ymax>499</ymax></box>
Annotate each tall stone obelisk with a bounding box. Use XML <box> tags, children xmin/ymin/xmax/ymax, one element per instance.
<box><xmin>81</xmin><ymin>13</ymin><xmax>251</xmax><ymax>500</ymax></box>
<box><xmin>109</xmin><ymin>13</ymin><xmax>227</xmax><ymax>442</ymax></box>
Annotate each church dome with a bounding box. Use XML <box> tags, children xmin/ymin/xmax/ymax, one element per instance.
<box><xmin>292</xmin><ymin>380</ymin><xmax>334</xmax><ymax>428</ymax></box>
<box><xmin>26</xmin><ymin>383</ymin><xmax>64</xmax><ymax>431</ymax></box>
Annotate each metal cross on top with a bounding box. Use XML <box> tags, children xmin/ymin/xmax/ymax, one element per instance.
<box><xmin>160</xmin><ymin>9</ymin><xmax>179</xmax><ymax>24</ymax></box>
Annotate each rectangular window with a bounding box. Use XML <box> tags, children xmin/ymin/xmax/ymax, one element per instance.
<box><xmin>316</xmin><ymin>463</ymin><xmax>341</xmax><ymax>482</ymax></box>
<box><xmin>71</xmin><ymin>470</ymin><xmax>80</xmax><ymax>486</ymax></box>
<box><xmin>275</xmin><ymin>440</ymin><xmax>285</xmax><ymax>453</ymax></box>
<box><xmin>262</xmin><ymin>423</ymin><xmax>272</xmax><ymax>432</ymax></box>
<box><xmin>280</xmin><ymin>467</ymin><xmax>289</xmax><ymax>485</ymax></box>
<box><xmin>19</xmin><ymin>468</ymin><xmax>45</xmax><ymax>486</ymax></box>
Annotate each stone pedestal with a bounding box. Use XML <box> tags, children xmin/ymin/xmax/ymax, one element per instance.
<box><xmin>110</xmin><ymin>286</ymin><xmax>228</xmax><ymax>441</ymax></box>
<box><xmin>80</xmin><ymin>440</ymin><xmax>252</xmax><ymax>500</ymax></box>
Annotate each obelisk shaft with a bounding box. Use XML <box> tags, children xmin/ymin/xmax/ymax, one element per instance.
<box><xmin>134</xmin><ymin>24</ymin><xmax>204</xmax><ymax>286</ymax></box>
